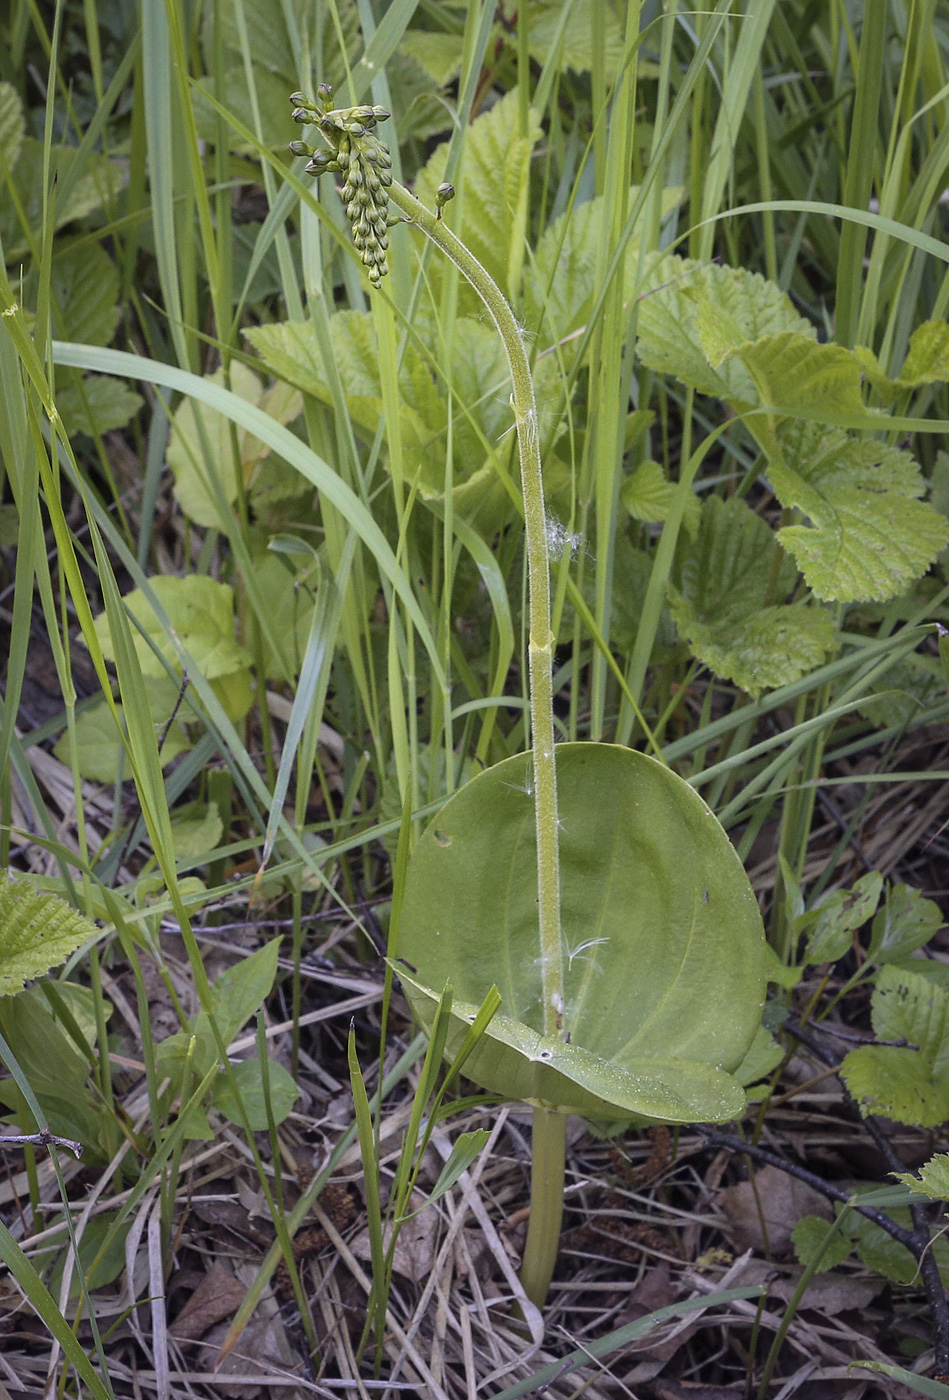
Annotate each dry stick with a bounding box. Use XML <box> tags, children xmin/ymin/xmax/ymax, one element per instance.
<box><xmin>786</xmin><ymin>1017</ymin><xmax>949</xmax><ymax>1375</ymax></box>
<box><xmin>706</xmin><ymin>1014</ymin><xmax>949</xmax><ymax>1374</ymax></box>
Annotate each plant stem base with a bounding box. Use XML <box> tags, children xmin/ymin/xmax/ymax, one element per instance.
<box><xmin>520</xmin><ymin>1107</ymin><xmax>567</xmax><ymax>1307</ymax></box>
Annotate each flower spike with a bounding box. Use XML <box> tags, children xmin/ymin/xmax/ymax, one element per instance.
<box><xmin>289</xmin><ymin>88</ymin><xmax>393</xmax><ymax>285</ymax></box>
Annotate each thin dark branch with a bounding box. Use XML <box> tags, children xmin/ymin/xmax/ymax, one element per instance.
<box><xmin>698</xmin><ymin>1129</ymin><xmax>917</xmax><ymax>1250</ymax></box>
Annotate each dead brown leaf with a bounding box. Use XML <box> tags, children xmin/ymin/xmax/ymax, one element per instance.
<box><xmin>170</xmin><ymin>1262</ymin><xmax>247</xmax><ymax>1342</ymax></box>
<box><xmin>717</xmin><ymin>1165</ymin><xmax>832</xmax><ymax>1256</ymax></box>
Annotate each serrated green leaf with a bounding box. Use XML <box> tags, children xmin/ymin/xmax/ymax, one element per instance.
<box><xmin>0</xmin><ymin>875</ymin><xmax>100</xmax><ymax>996</ymax></box>
<box><xmin>668</xmin><ymin>496</ymin><xmax>835</xmax><ymax>695</ymax></box>
<box><xmin>414</xmin><ymin>89</ymin><xmax>542</xmax><ymax>305</ymax></box>
<box><xmin>770</xmin><ymin>422</ymin><xmax>949</xmax><ymax>602</ymax></box>
<box><xmin>635</xmin><ymin>254</ymin><xmax>814</xmax><ymax>403</ymax></box>
<box><xmin>893</xmin><ymin>1153</ymin><xmax>949</xmax><ymax>1202</ymax></box>
<box><xmin>856</xmin><ymin>653</ymin><xmax>944</xmax><ymax>728</ymax></box>
<box><xmin>840</xmin><ymin>1045</ymin><xmax>949</xmax><ymax>1127</ymax></box>
<box><xmin>248</xmin><ymin>313</ymin><xmax>531</xmax><ymax>529</ymax></box>
<box><xmin>44</xmin><ymin>241</ymin><xmax>120</xmax><ymax>346</ymax></box>
<box><xmin>848</xmin><ymin>1209</ymin><xmax>919</xmax><ymax>1284</ymax></box>
<box><xmin>212</xmin><ymin>1056</ymin><xmax>300</xmax><ymax>1130</ymax></box>
<box><xmin>199</xmin><ymin>0</ymin><xmax>360</xmax><ymax>88</ymax></box>
<box><xmin>92</xmin><ymin>575</ymin><xmax>252</xmax><ymax>679</ymax></box>
<box><xmin>524</xmin><ymin>0</ymin><xmax>624</xmax><ymax>75</ymax></box>
<box><xmin>791</xmin><ymin>1215</ymin><xmax>853</xmax><ymax>1273</ymax></box>
<box><xmin>0</xmin><ymin>81</ymin><xmax>25</xmax><ymax>173</ymax></box>
<box><xmin>192</xmin><ymin>65</ymin><xmax>296</xmax><ymax>153</ymax></box>
<box><xmin>871</xmin><ymin>965</ymin><xmax>949</xmax><ymax>1071</ymax></box>
<box><xmin>621</xmin><ymin>459</ymin><xmax>700</xmax><ymax>535</ymax></box>
<box><xmin>0</xmin><ymin>139</ymin><xmax>126</xmax><ymax>262</ymax></box>
<box><xmin>804</xmin><ymin>872</ymin><xmax>883</xmax><ymax>965</ymax></box>
<box><xmin>868</xmin><ymin>885</ymin><xmax>944</xmax><ymax>965</ymax></box>
<box><xmin>734</xmin><ymin>333</ymin><xmax>865</xmax><ymax>417</ymax></box>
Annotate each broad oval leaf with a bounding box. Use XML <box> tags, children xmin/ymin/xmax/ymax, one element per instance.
<box><xmin>397</xmin><ymin>744</ymin><xmax>767</xmax><ymax>1122</ymax></box>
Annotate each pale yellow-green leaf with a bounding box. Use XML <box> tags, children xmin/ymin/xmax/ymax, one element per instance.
<box><xmin>0</xmin><ymin>874</ymin><xmax>100</xmax><ymax>996</ymax></box>
<box><xmin>635</xmin><ymin>254</ymin><xmax>814</xmax><ymax>404</ymax></box>
<box><xmin>92</xmin><ymin>575</ymin><xmax>252</xmax><ymax>679</ymax></box>
<box><xmin>524</xmin><ymin>0</ymin><xmax>625</xmax><ymax>77</ymax></box>
<box><xmin>668</xmin><ymin>496</ymin><xmax>835</xmax><ymax>695</ymax></box>
<box><xmin>770</xmin><ymin>423</ymin><xmax>949</xmax><ymax>602</ymax></box>
<box><xmin>892</xmin><ymin>1153</ymin><xmax>949</xmax><ymax>1201</ymax></box>
<box><xmin>398</xmin><ymin>30</ymin><xmax>465</xmax><ymax>86</ymax></box>
<box><xmin>168</xmin><ymin>363</ymin><xmax>301</xmax><ymax>528</ymax></box>
<box><xmin>53</xmin><ymin>692</ymin><xmax>190</xmax><ymax>784</ymax></box>
<box><xmin>840</xmin><ymin>1044</ymin><xmax>949</xmax><ymax>1127</ymax></box>
<box><xmin>621</xmin><ymin>459</ymin><xmax>700</xmax><ymax>535</ymax></box>
<box><xmin>170</xmin><ymin>804</ymin><xmax>224</xmax><ymax>863</ymax></box>
<box><xmin>525</xmin><ymin>186</ymin><xmax>682</xmax><ymax>354</ymax></box>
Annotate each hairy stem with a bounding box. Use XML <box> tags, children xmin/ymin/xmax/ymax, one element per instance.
<box><xmin>385</xmin><ymin>181</ymin><xmax>566</xmax><ymax>1308</ymax></box>
<box><xmin>386</xmin><ymin>181</ymin><xmax>565</xmax><ymax>1039</ymax></box>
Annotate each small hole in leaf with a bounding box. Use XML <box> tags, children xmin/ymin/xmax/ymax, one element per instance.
<box><xmin>538</xmin><ymin>1049</ymin><xmax>553</xmax><ymax>1061</ymax></box>
<box><xmin>433</xmin><ymin>829</ymin><xmax>452</xmax><ymax>847</ymax></box>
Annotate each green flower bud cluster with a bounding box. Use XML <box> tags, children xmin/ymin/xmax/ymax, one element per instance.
<box><xmin>289</xmin><ymin>86</ymin><xmax>393</xmax><ymax>285</ymax></box>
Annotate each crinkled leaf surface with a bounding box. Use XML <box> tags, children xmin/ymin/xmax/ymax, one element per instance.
<box><xmin>0</xmin><ymin>80</ymin><xmax>25</xmax><ymax>171</ymax></box>
<box><xmin>0</xmin><ymin>139</ymin><xmax>125</xmax><ymax>261</ymax></box>
<box><xmin>93</xmin><ymin>576</ymin><xmax>252</xmax><ymax>679</ymax></box>
<box><xmin>56</xmin><ymin>375</ymin><xmax>143</xmax><ymax>438</ymax></box>
<box><xmin>199</xmin><ymin>0</ymin><xmax>359</xmax><ymax>88</ymax></box>
<box><xmin>0</xmin><ymin>874</ymin><xmax>100</xmax><ymax>996</ymax></box>
<box><xmin>871</xmin><ymin>965</ymin><xmax>949</xmax><ymax>1072</ymax></box>
<box><xmin>770</xmin><ymin>421</ymin><xmax>948</xmax><ymax>601</ymax></box>
<box><xmin>635</xmin><ymin>254</ymin><xmax>814</xmax><ymax>403</ymax></box>
<box><xmin>248</xmin><ymin>313</ymin><xmax>535</xmax><ymax>529</ymax></box>
<box><xmin>414</xmin><ymin>90</ymin><xmax>542</xmax><ymax>307</ymax></box>
<box><xmin>397</xmin><ymin>744</ymin><xmax>767</xmax><ymax>1122</ymax></box>
<box><xmin>523</xmin><ymin>0</ymin><xmax>625</xmax><ymax>76</ymax></box>
<box><xmin>398</xmin><ymin>31</ymin><xmax>464</xmax><ymax>86</ymax></box>
<box><xmin>732</xmin><ymin>333</ymin><xmax>865</xmax><ymax>417</ymax></box>
<box><xmin>791</xmin><ymin>1216</ymin><xmax>853</xmax><ymax>1273</ymax></box>
<box><xmin>893</xmin><ymin>1154</ymin><xmax>949</xmax><ymax>1201</ymax></box>
<box><xmin>622</xmin><ymin>460</ymin><xmax>700</xmax><ymax>535</ymax></box>
<box><xmin>840</xmin><ymin>1044</ymin><xmax>949</xmax><ymax>1128</ymax></box>
<box><xmin>668</xmin><ymin>496</ymin><xmax>835</xmax><ymax>695</ymax></box>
